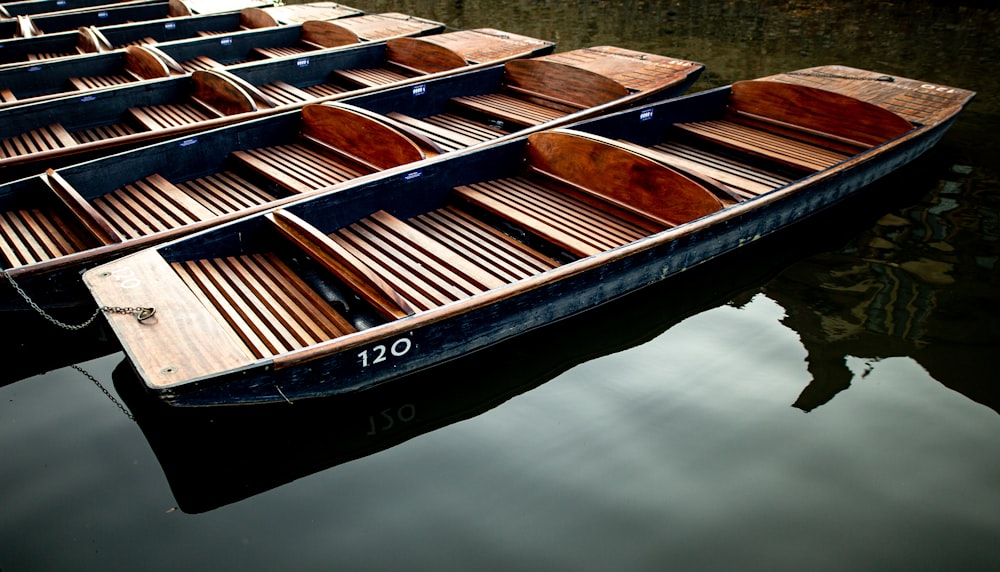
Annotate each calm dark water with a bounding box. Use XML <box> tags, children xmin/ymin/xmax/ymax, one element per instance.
<box><xmin>2</xmin><ymin>1</ymin><xmax>998</xmax><ymax>570</ymax></box>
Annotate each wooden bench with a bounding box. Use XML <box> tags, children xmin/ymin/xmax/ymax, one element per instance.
<box><xmin>267</xmin><ymin>207</ymin><xmax>557</xmax><ymax>321</ymax></box>
<box><xmin>43</xmin><ymin>169</ymin><xmax>124</xmax><ymax>245</ymax></box>
<box><xmin>0</xmin><ymin>208</ymin><xmax>94</xmax><ymax>267</ymax></box>
<box><xmin>171</xmin><ymin>252</ymin><xmax>356</xmax><ymax>359</ymax></box>
<box><xmin>1</xmin><ymin>89</ymin><xmax>16</xmax><ymax>103</ymax></box>
<box><xmin>231</xmin><ymin>103</ymin><xmax>425</xmax><ymax>194</ymax></box>
<box><xmin>1</xmin><ymin>123</ymin><xmax>77</xmax><ymax>158</ymax></box>
<box><xmin>454</xmin><ymin>131</ymin><xmax>724</xmax><ymax>258</ymax></box>
<box><xmin>673</xmin><ymin>80</ymin><xmax>914</xmax><ymax>173</ymax></box>
<box><xmin>328</xmin><ymin>66</ymin><xmax>413</xmax><ymax>88</ymax></box>
<box><xmin>90</xmin><ymin>173</ymin><xmax>218</xmax><ymax>239</ymax></box>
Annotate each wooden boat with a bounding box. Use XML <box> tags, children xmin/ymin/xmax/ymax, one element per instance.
<box><xmin>0</xmin><ymin>42</ymin><xmax>691</xmax><ymax>181</ymax></box>
<box><xmin>81</xmin><ymin>65</ymin><xmax>973</xmax><ymax>407</ymax></box>
<box><xmin>0</xmin><ymin>11</ymin><xmax>438</xmax><ymax>109</ymax></box>
<box><xmin>0</xmin><ymin>25</ymin><xmax>555</xmax><ymax>181</ymax></box>
<box><xmin>0</xmin><ymin>0</ymin><xmax>265</xmax><ymax>39</ymax></box>
<box><xmin>0</xmin><ymin>3</ymin><xmax>359</xmax><ymax>68</ymax></box>
<box><xmin>1</xmin><ymin>0</ymin><xmax>159</xmax><ymax>19</ymax></box>
<box><xmin>0</xmin><ymin>44</ymin><xmax>695</xmax><ymax>317</ymax></box>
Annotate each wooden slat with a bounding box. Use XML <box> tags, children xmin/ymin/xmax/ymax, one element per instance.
<box><xmin>231</xmin><ymin>142</ymin><xmax>372</xmax><ymax>194</ymax></box>
<box><xmin>453</xmin><ymin>176</ymin><xmax>652</xmax><ymax>258</ymax></box>
<box><xmin>91</xmin><ymin>173</ymin><xmax>218</xmax><ymax>239</ymax></box>
<box><xmin>71</xmin><ymin>122</ymin><xmax>136</xmax><ymax>143</ymax></box>
<box><xmin>267</xmin><ymin>209</ymin><xmax>416</xmax><ymax>320</ymax></box>
<box><xmin>172</xmin><ymin>253</ymin><xmax>355</xmax><ymax>359</ymax></box>
<box><xmin>648</xmin><ymin>141</ymin><xmax>790</xmax><ymax>197</ymax></box>
<box><xmin>674</xmin><ymin>119</ymin><xmax>850</xmax><ymax>172</ymax></box>
<box><xmin>1</xmin><ymin>123</ymin><xmax>77</xmax><ymax>158</ymax></box>
<box><xmin>126</xmin><ymin>102</ymin><xmax>216</xmax><ymax>130</ymax></box>
<box><xmin>329</xmin><ymin>67</ymin><xmax>412</xmax><ymax>88</ymax></box>
<box><xmin>69</xmin><ymin>74</ymin><xmax>134</xmax><ymax>90</ymax></box>
<box><xmin>173</xmin><ymin>171</ymin><xmax>276</xmax><ymax>216</ymax></box>
<box><xmin>0</xmin><ymin>208</ymin><xmax>92</xmax><ymax>267</ymax></box>
<box><xmin>256</xmin><ymin>81</ymin><xmax>316</xmax><ymax>105</ymax></box>
<box><xmin>449</xmin><ymin>92</ymin><xmax>566</xmax><ymax>126</ymax></box>
<box><xmin>410</xmin><ymin>206</ymin><xmax>560</xmax><ymax>282</ymax></box>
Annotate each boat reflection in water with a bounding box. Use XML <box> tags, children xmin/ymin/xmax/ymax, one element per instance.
<box><xmin>765</xmin><ymin>162</ymin><xmax>1000</xmax><ymax>414</ymax></box>
<box><xmin>113</xmin><ymin>164</ymin><xmax>1000</xmax><ymax>513</ymax></box>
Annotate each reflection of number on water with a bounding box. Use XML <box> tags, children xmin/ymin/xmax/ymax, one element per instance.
<box><xmin>367</xmin><ymin>404</ymin><xmax>417</xmax><ymax>436</ymax></box>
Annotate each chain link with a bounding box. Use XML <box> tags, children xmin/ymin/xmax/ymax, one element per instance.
<box><xmin>72</xmin><ymin>365</ymin><xmax>135</xmax><ymax>421</ymax></box>
<box><xmin>2</xmin><ymin>268</ymin><xmax>154</xmax><ymax>330</ymax></box>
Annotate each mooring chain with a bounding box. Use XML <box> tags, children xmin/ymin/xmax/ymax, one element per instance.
<box><xmin>1</xmin><ymin>269</ymin><xmax>154</xmax><ymax>330</ymax></box>
<box><xmin>72</xmin><ymin>365</ymin><xmax>135</xmax><ymax>421</ymax></box>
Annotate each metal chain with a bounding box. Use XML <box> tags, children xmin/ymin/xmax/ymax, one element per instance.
<box><xmin>72</xmin><ymin>364</ymin><xmax>135</xmax><ymax>421</ymax></box>
<box><xmin>2</xmin><ymin>269</ymin><xmax>154</xmax><ymax>330</ymax></box>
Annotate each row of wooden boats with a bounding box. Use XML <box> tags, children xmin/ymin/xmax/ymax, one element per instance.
<box><xmin>0</xmin><ymin>3</ymin><xmax>975</xmax><ymax>408</ymax></box>
<box><xmin>0</xmin><ymin>0</ymin><xmax>276</xmax><ymax>39</ymax></box>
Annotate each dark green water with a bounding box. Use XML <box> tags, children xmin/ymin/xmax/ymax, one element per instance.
<box><xmin>2</xmin><ymin>1</ymin><xmax>997</xmax><ymax>569</ymax></box>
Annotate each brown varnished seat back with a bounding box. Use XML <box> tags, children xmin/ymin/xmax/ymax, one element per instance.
<box><xmin>525</xmin><ymin>130</ymin><xmax>724</xmax><ymax>228</ymax></box>
<box><xmin>728</xmin><ymin>80</ymin><xmax>914</xmax><ymax>147</ymax></box>
<box><xmin>504</xmin><ymin>59</ymin><xmax>629</xmax><ymax>109</ymax></box>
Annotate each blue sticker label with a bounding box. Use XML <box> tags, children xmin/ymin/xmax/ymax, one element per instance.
<box><xmin>179</xmin><ymin>138</ymin><xmax>198</xmax><ymax>147</ymax></box>
<box><xmin>164</xmin><ymin>22</ymin><xmax>176</xmax><ymax>30</ymax></box>
<box><xmin>639</xmin><ymin>108</ymin><xmax>654</xmax><ymax>122</ymax></box>
<box><xmin>404</xmin><ymin>170</ymin><xmax>423</xmax><ymax>181</ymax></box>
<box><xmin>221</xmin><ymin>37</ymin><xmax>233</xmax><ymax>46</ymax></box>
<box><xmin>80</xmin><ymin>95</ymin><xmax>96</xmax><ymax>103</ymax></box>
<box><xmin>296</xmin><ymin>57</ymin><xmax>310</xmax><ymax>68</ymax></box>
<box><xmin>411</xmin><ymin>83</ymin><xmax>427</xmax><ymax>96</ymax></box>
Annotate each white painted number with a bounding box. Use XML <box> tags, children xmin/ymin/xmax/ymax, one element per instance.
<box><xmin>111</xmin><ymin>266</ymin><xmax>141</xmax><ymax>289</ymax></box>
<box><xmin>358</xmin><ymin>337</ymin><xmax>413</xmax><ymax>367</ymax></box>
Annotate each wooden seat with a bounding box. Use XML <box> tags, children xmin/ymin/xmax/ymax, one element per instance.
<box><xmin>0</xmin><ymin>208</ymin><xmax>95</xmax><ymax>267</ymax></box>
<box><xmin>0</xmin><ymin>89</ymin><xmax>16</xmax><ymax>103</ymax></box>
<box><xmin>91</xmin><ymin>173</ymin><xmax>219</xmax><ymax>239</ymax></box>
<box><xmin>172</xmin><ymin>252</ymin><xmax>356</xmax><ymax>359</ymax></box>
<box><xmin>0</xmin><ymin>123</ymin><xmax>77</xmax><ymax>158</ymax></box>
<box><xmin>267</xmin><ymin>208</ymin><xmax>557</xmax><ymax>320</ymax></box>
